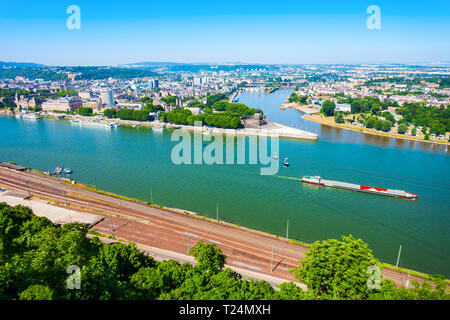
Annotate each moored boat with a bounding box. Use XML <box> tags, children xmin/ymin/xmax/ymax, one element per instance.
<box><xmin>203</xmin><ymin>127</ymin><xmax>213</xmax><ymax>135</ymax></box>
<box><xmin>152</xmin><ymin>125</ymin><xmax>164</xmax><ymax>132</ymax></box>
<box><xmin>22</xmin><ymin>113</ymin><xmax>40</xmax><ymax>119</ymax></box>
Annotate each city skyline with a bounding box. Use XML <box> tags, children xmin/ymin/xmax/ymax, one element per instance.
<box><xmin>1</xmin><ymin>0</ymin><xmax>449</xmax><ymax>66</ymax></box>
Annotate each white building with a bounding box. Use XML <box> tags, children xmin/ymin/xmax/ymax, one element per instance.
<box><xmin>335</xmin><ymin>103</ymin><xmax>351</xmax><ymax>112</ymax></box>
<box><xmin>115</xmin><ymin>101</ymin><xmax>144</xmax><ymax>109</ymax></box>
<box><xmin>193</xmin><ymin>77</ymin><xmax>203</xmax><ymax>86</ymax></box>
<box><xmin>78</xmin><ymin>91</ymin><xmax>92</xmax><ymax>99</ymax></box>
<box><xmin>42</xmin><ymin>97</ymin><xmax>83</xmax><ymax>112</ymax></box>
<box><xmin>100</xmin><ymin>90</ymin><xmax>115</xmax><ymax>106</ymax></box>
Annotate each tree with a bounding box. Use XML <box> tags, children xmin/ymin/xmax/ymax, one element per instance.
<box><xmin>369</xmin><ymin>276</ymin><xmax>449</xmax><ymax>300</ymax></box>
<box><xmin>299</xmin><ymin>96</ymin><xmax>308</xmax><ymax>104</ymax></box>
<box><xmin>103</xmin><ymin>108</ymin><xmax>116</xmax><ymax>118</ymax></box>
<box><xmin>161</xmin><ymin>95</ymin><xmax>177</xmax><ymax>106</ymax></box>
<box><xmin>382</xmin><ymin>111</ymin><xmax>395</xmax><ymax>124</ymax></box>
<box><xmin>288</xmin><ymin>92</ymin><xmax>299</xmax><ymax>103</ymax></box>
<box><xmin>365</xmin><ymin>116</ymin><xmax>376</xmax><ymax>128</ymax></box>
<box><xmin>158</xmin><ymin>111</ymin><xmax>167</xmax><ymax>122</ymax></box>
<box><xmin>371</xmin><ymin>105</ymin><xmax>381</xmax><ymax>115</ymax></box>
<box><xmin>374</xmin><ymin>118</ymin><xmax>383</xmax><ymax>130</ymax></box>
<box><xmin>430</xmin><ymin>121</ymin><xmax>446</xmax><ymax>136</ymax></box>
<box><xmin>411</xmin><ymin>126</ymin><xmax>417</xmax><ymax>136</ymax></box>
<box><xmin>381</xmin><ymin>120</ymin><xmax>393</xmax><ymax>132</ymax></box>
<box><xmin>292</xmin><ymin>235</ymin><xmax>379</xmax><ymax>300</ymax></box>
<box><xmin>77</xmin><ymin>107</ymin><xmax>93</xmax><ymax>116</ymax></box>
<box><xmin>321</xmin><ymin>100</ymin><xmax>336</xmax><ymax>117</ymax></box>
<box><xmin>397</xmin><ymin>123</ymin><xmax>408</xmax><ymax>134</ymax></box>
<box><xmin>138</xmin><ymin>97</ymin><xmax>152</xmax><ymax>104</ymax></box>
<box><xmin>334</xmin><ymin>112</ymin><xmax>344</xmax><ymax>123</ymax></box>
<box><xmin>206</xmin><ymin>93</ymin><xmax>228</xmax><ymax>107</ymax></box>
<box><xmin>189</xmin><ymin>242</ymin><xmax>226</xmax><ymax>275</ymax></box>
<box><xmin>277</xmin><ymin>282</ymin><xmax>312</xmax><ymax>300</ymax></box>
<box><xmin>19</xmin><ymin>284</ymin><xmax>53</xmax><ymax>300</ymax></box>
<box><xmin>350</xmin><ymin>100</ymin><xmax>361</xmax><ymax>114</ymax></box>
<box><xmin>98</xmin><ymin>242</ymin><xmax>156</xmax><ymax>281</ymax></box>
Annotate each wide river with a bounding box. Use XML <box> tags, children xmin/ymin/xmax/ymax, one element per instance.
<box><xmin>1</xmin><ymin>88</ymin><xmax>449</xmax><ymax>277</ymax></box>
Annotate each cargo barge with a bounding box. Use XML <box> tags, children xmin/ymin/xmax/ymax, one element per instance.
<box><xmin>301</xmin><ymin>176</ymin><xmax>418</xmax><ymax>200</ymax></box>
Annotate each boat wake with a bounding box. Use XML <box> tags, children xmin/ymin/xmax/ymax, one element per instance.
<box><xmin>274</xmin><ymin>175</ymin><xmax>302</xmax><ymax>182</ymax></box>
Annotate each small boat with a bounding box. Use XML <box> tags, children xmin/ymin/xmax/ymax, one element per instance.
<box><xmin>69</xmin><ymin>120</ymin><xmax>82</xmax><ymax>125</ymax></box>
<box><xmin>83</xmin><ymin>120</ymin><xmax>114</xmax><ymax>128</ymax></box>
<box><xmin>153</xmin><ymin>125</ymin><xmax>164</xmax><ymax>132</ymax></box>
<box><xmin>15</xmin><ymin>114</ymin><xmax>22</xmax><ymax>118</ymax></box>
<box><xmin>203</xmin><ymin>128</ymin><xmax>213</xmax><ymax>135</ymax></box>
<box><xmin>63</xmin><ymin>168</ymin><xmax>73</xmax><ymax>174</ymax></box>
<box><xmin>273</xmin><ymin>152</ymin><xmax>279</xmax><ymax>160</ymax></box>
<box><xmin>55</xmin><ymin>167</ymin><xmax>63</xmax><ymax>174</ymax></box>
<box><xmin>22</xmin><ymin>113</ymin><xmax>40</xmax><ymax>119</ymax></box>
<box><xmin>282</xmin><ymin>158</ymin><xmax>290</xmax><ymax>167</ymax></box>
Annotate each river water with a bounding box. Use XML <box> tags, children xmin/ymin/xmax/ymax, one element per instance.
<box><xmin>1</xmin><ymin>88</ymin><xmax>449</xmax><ymax>276</ymax></box>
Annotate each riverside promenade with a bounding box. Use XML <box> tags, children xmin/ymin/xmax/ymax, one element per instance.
<box><xmin>164</xmin><ymin>120</ymin><xmax>319</xmax><ymax>140</ymax></box>
<box><xmin>36</xmin><ymin>113</ymin><xmax>319</xmax><ymax>141</ymax></box>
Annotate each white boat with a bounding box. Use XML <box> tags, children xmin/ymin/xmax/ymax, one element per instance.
<box><xmin>22</xmin><ymin>113</ymin><xmax>40</xmax><ymax>119</ymax></box>
<box><xmin>15</xmin><ymin>114</ymin><xmax>22</xmax><ymax>118</ymax></box>
<box><xmin>273</xmin><ymin>152</ymin><xmax>279</xmax><ymax>160</ymax></box>
<box><xmin>203</xmin><ymin>128</ymin><xmax>213</xmax><ymax>135</ymax></box>
<box><xmin>70</xmin><ymin>119</ymin><xmax>113</xmax><ymax>128</ymax></box>
<box><xmin>82</xmin><ymin>120</ymin><xmax>114</xmax><ymax>128</ymax></box>
<box><xmin>152</xmin><ymin>125</ymin><xmax>164</xmax><ymax>132</ymax></box>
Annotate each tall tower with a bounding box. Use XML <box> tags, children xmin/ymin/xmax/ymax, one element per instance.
<box><xmin>100</xmin><ymin>90</ymin><xmax>115</xmax><ymax>107</ymax></box>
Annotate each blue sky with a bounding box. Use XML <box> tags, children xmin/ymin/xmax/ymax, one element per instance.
<box><xmin>0</xmin><ymin>0</ymin><xmax>449</xmax><ymax>65</ymax></box>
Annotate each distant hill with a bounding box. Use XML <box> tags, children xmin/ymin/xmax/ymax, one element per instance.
<box><xmin>123</xmin><ymin>62</ymin><xmax>184</xmax><ymax>67</ymax></box>
<box><xmin>124</xmin><ymin>61</ymin><xmax>270</xmax><ymax>72</ymax></box>
<box><xmin>61</xmin><ymin>66</ymin><xmax>159</xmax><ymax>80</ymax></box>
<box><xmin>0</xmin><ymin>61</ymin><xmax>46</xmax><ymax>68</ymax></box>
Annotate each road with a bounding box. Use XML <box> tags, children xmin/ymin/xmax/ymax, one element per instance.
<box><xmin>0</xmin><ymin>166</ymin><xmax>431</xmax><ymax>288</ymax></box>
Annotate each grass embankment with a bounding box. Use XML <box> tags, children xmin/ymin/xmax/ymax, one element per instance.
<box><xmin>303</xmin><ymin>114</ymin><xmax>450</xmax><ymax>145</ymax></box>
<box><xmin>62</xmin><ymin>180</ymin><xmax>146</xmax><ymax>203</ymax></box>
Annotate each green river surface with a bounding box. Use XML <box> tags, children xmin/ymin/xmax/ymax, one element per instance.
<box><xmin>1</xmin><ymin>88</ymin><xmax>449</xmax><ymax>277</ymax></box>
